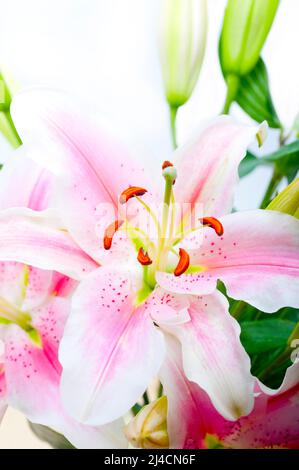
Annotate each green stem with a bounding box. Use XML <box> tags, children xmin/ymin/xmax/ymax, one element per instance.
<box><xmin>222</xmin><ymin>74</ymin><xmax>240</xmax><ymax>114</ymax></box>
<box><xmin>157</xmin><ymin>176</ymin><xmax>173</xmax><ymax>270</ymax></box>
<box><xmin>169</xmin><ymin>105</ymin><xmax>178</xmax><ymax>149</ymax></box>
<box><xmin>161</xmin><ymin>178</ymin><xmax>173</xmax><ymax>243</ymax></box>
<box><xmin>260</xmin><ymin>167</ymin><xmax>283</xmax><ymax>209</ymax></box>
<box><xmin>0</xmin><ymin>110</ymin><xmax>22</xmax><ymax>148</ymax></box>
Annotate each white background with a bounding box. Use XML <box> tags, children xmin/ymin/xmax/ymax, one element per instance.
<box><xmin>0</xmin><ymin>0</ymin><xmax>298</xmax><ymax>448</ymax></box>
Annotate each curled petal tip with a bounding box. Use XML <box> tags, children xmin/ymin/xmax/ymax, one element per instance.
<box><xmin>256</xmin><ymin>121</ymin><xmax>268</xmax><ymax>147</ymax></box>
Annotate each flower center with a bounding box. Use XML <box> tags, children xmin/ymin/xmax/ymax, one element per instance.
<box><xmin>103</xmin><ymin>161</ymin><xmax>224</xmax><ymax>297</ymax></box>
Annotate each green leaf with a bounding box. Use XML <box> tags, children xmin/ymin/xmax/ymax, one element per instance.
<box><xmin>238</xmin><ymin>151</ymin><xmax>267</xmax><ymax>178</ymax></box>
<box><xmin>236</xmin><ymin>58</ymin><xmax>281</xmax><ymax>128</ymax></box>
<box><xmin>239</xmin><ymin>139</ymin><xmax>299</xmax><ymax>179</ymax></box>
<box><xmin>28</xmin><ymin>422</ymin><xmax>75</xmax><ymax>449</ymax></box>
<box><xmin>240</xmin><ymin>319</ymin><xmax>296</xmax><ymax>355</ymax></box>
<box><xmin>264</xmin><ymin>140</ymin><xmax>299</xmax><ymax>182</ymax></box>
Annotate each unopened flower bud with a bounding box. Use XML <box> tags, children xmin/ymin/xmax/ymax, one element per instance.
<box><xmin>267</xmin><ymin>178</ymin><xmax>299</xmax><ymax>219</ymax></box>
<box><xmin>0</xmin><ymin>67</ymin><xmax>17</xmax><ymax>112</ymax></box>
<box><xmin>220</xmin><ymin>0</ymin><xmax>280</xmax><ymax>78</ymax></box>
<box><xmin>0</xmin><ymin>67</ymin><xmax>21</xmax><ymax>148</ymax></box>
<box><xmin>159</xmin><ymin>0</ymin><xmax>207</xmax><ymax>109</ymax></box>
<box><xmin>124</xmin><ymin>396</ymin><xmax>169</xmax><ymax>449</ymax></box>
<box><xmin>219</xmin><ymin>0</ymin><xmax>279</xmax><ymax>111</ymax></box>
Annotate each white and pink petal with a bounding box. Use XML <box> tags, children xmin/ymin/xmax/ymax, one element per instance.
<box><xmin>11</xmin><ymin>90</ymin><xmax>155</xmax><ymax>263</ymax></box>
<box><xmin>3</xmin><ymin>299</ymin><xmax>126</xmax><ymax>448</ymax></box>
<box><xmin>157</xmin><ymin>291</ymin><xmax>254</xmax><ymax>421</ymax></box>
<box><xmin>173</xmin><ymin>116</ymin><xmax>266</xmax><ymax>218</ymax></box>
<box><xmin>158</xmin><ymin>210</ymin><xmax>299</xmax><ymax>313</ymax></box>
<box><xmin>0</xmin><ymin>150</ymin><xmax>54</xmax><ymax>211</ymax></box>
<box><xmin>59</xmin><ymin>267</ymin><xmax>165</xmax><ymax>426</ymax></box>
<box><xmin>0</xmin><ymin>208</ymin><xmax>97</xmax><ymax>280</ymax></box>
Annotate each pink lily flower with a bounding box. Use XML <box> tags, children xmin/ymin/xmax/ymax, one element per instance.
<box><xmin>160</xmin><ymin>335</ymin><xmax>299</xmax><ymax>448</ymax></box>
<box><xmin>1</xmin><ymin>89</ymin><xmax>298</xmax><ymax>427</ymax></box>
<box><xmin>0</xmin><ymin>158</ymin><xmax>126</xmax><ymax>448</ymax></box>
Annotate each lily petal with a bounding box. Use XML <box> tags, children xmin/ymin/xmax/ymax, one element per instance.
<box><xmin>0</xmin><ymin>262</ymin><xmax>53</xmax><ymax>311</ymax></box>
<box><xmin>158</xmin><ymin>291</ymin><xmax>254</xmax><ymax>421</ymax></box>
<box><xmin>258</xmin><ymin>360</ymin><xmax>299</xmax><ymax>396</ymax></box>
<box><xmin>0</xmin><ymin>208</ymin><xmax>97</xmax><ymax>280</ymax></box>
<box><xmin>173</xmin><ymin>116</ymin><xmax>266</xmax><ymax>217</ymax></box>
<box><xmin>218</xmin><ymin>379</ymin><xmax>299</xmax><ymax>448</ymax></box>
<box><xmin>11</xmin><ymin>90</ymin><xmax>153</xmax><ymax>263</ymax></box>
<box><xmin>4</xmin><ymin>298</ymin><xmax>126</xmax><ymax>449</ymax></box>
<box><xmin>59</xmin><ymin>267</ymin><xmax>165</xmax><ymax>425</ymax></box>
<box><xmin>160</xmin><ymin>335</ymin><xmax>223</xmax><ymax>449</ymax></box>
<box><xmin>161</xmin><ymin>336</ymin><xmax>299</xmax><ymax>449</ymax></box>
<box><xmin>0</xmin><ymin>150</ymin><xmax>54</xmax><ymax>211</ymax></box>
<box><xmin>158</xmin><ymin>210</ymin><xmax>299</xmax><ymax>312</ymax></box>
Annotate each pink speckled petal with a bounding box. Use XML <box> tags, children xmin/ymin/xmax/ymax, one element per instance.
<box><xmin>4</xmin><ymin>299</ymin><xmax>126</xmax><ymax>448</ymax></box>
<box><xmin>158</xmin><ymin>291</ymin><xmax>254</xmax><ymax>421</ymax></box>
<box><xmin>160</xmin><ymin>336</ymin><xmax>299</xmax><ymax>448</ymax></box>
<box><xmin>11</xmin><ymin>90</ymin><xmax>155</xmax><ymax>263</ymax></box>
<box><xmin>173</xmin><ymin>116</ymin><xmax>266</xmax><ymax>217</ymax></box>
<box><xmin>59</xmin><ymin>267</ymin><xmax>165</xmax><ymax>426</ymax></box>
<box><xmin>217</xmin><ymin>382</ymin><xmax>299</xmax><ymax>448</ymax></box>
<box><xmin>158</xmin><ymin>210</ymin><xmax>299</xmax><ymax>313</ymax></box>
<box><xmin>145</xmin><ymin>287</ymin><xmax>191</xmax><ymax>325</ymax></box>
<box><xmin>0</xmin><ymin>208</ymin><xmax>97</xmax><ymax>280</ymax></box>
<box><xmin>156</xmin><ymin>270</ymin><xmax>217</xmax><ymax>297</ymax></box>
<box><xmin>185</xmin><ymin>210</ymin><xmax>299</xmax><ymax>312</ymax></box>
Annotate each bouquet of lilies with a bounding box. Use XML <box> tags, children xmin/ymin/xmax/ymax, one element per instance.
<box><xmin>0</xmin><ymin>0</ymin><xmax>298</xmax><ymax>449</ymax></box>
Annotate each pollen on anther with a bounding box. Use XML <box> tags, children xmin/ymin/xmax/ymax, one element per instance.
<box><xmin>137</xmin><ymin>247</ymin><xmax>152</xmax><ymax>266</ymax></box>
<box><xmin>103</xmin><ymin>220</ymin><xmax>124</xmax><ymax>250</ymax></box>
<box><xmin>162</xmin><ymin>160</ymin><xmax>173</xmax><ymax>170</ymax></box>
<box><xmin>119</xmin><ymin>186</ymin><xmax>147</xmax><ymax>204</ymax></box>
<box><xmin>174</xmin><ymin>248</ymin><xmax>190</xmax><ymax>276</ymax></box>
<box><xmin>200</xmin><ymin>217</ymin><xmax>224</xmax><ymax>236</ymax></box>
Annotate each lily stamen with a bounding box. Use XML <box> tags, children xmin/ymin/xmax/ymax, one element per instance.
<box><xmin>103</xmin><ymin>220</ymin><xmax>124</xmax><ymax>250</ymax></box>
<box><xmin>137</xmin><ymin>247</ymin><xmax>153</xmax><ymax>266</ymax></box>
<box><xmin>120</xmin><ymin>186</ymin><xmax>148</xmax><ymax>204</ymax></box>
<box><xmin>174</xmin><ymin>248</ymin><xmax>190</xmax><ymax>276</ymax></box>
<box><xmin>162</xmin><ymin>160</ymin><xmax>173</xmax><ymax>170</ymax></box>
<box><xmin>200</xmin><ymin>217</ymin><xmax>224</xmax><ymax>236</ymax></box>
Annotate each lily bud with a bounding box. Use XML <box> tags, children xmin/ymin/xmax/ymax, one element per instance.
<box><xmin>124</xmin><ymin>396</ymin><xmax>169</xmax><ymax>449</ymax></box>
<box><xmin>159</xmin><ymin>0</ymin><xmax>207</xmax><ymax>109</ymax></box>
<box><xmin>0</xmin><ymin>67</ymin><xmax>21</xmax><ymax>147</ymax></box>
<box><xmin>220</xmin><ymin>0</ymin><xmax>279</xmax><ymax>77</ymax></box>
<box><xmin>219</xmin><ymin>0</ymin><xmax>279</xmax><ymax>111</ymax></box>
<box><xmin>267</xmin><ymin>178</ymin><xmax>299</xmax><ymax>219</ymax></box>
<box><xmin>0</xmin><ymin>67</ymin><xmax>17</xmax><ymax>112</ymax></box>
